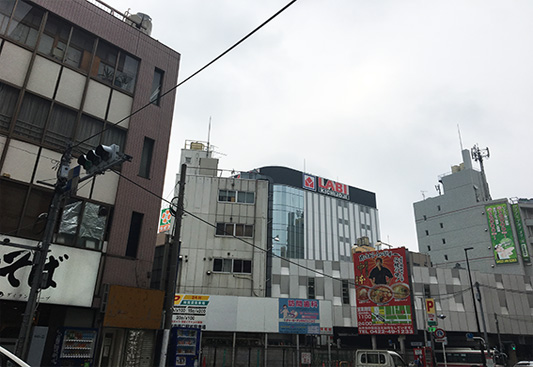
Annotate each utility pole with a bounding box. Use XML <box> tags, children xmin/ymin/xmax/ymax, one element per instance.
<box><xmin>475</xmin><ymin>282</ymin><xmax>490</xmax><ymax>349</ymax></box>
<box><xmin>159</xmin><ymin>164</ymin><xmax>187</xmax><ymax>367</ymax></box>
<box><xmin>15</xmin><ymin>147</ymin><xmax>72</xmax><ymax>360</ymax></box>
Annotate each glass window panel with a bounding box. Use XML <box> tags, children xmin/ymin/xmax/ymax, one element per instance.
<box><xmin>125</xmin><ymin>211</ymin><xmax>143</xmax><ymax>257</ymax></box>
<box><xmin>243</xmin><ymin>260</ymin><xmax>251</xmax><ymax>274</ymax></box>
<box><xmin>227</xmin><ymin>191</ymin><xmax>236</xmax><ymax>202</ymax></box>
<box><xmin>78</xmin><ymin>202</ymin><xmax>106</xmax><ymax>250</ymax></box>
<box><xmin>233</xmin><ymin>259</ymin><xmax>243</xmax><ymax>273</ymax></box>
<box><xmin>93</xmin><ymin>41</ymin><xmax>117</xmax><ymax>84</ymax></box>
<box><xmin>224</xmin><ymin>223</ymin><xmax>234</xmax><ymax>236</ymax></box>
<box><xmin>66</xmin><ymin>28</ymin><xmax>95</xmax><ymax>72</ymax></box>
<box><xmin>0</xmin><ymin>82</ymin><xmax>19</xmax><ymax>131</ymax></box>
<box><xmin>0</xmin><ymin>180</ymin><xmax>27</xmax><ymax>235</ymax></box>
<box><xmin>37</xmin><ymin>14</ymin><xmax>70</xmax><ymax>60</ymax></box>
<box><xmin>245</xmin><ymin>192</ymin><xmax>254</xmax><ymax>204</ymax></box>
<box><xmin>244</xmin><ymin>225</ymin><xmax>253</xmax><ymax>237</ymax></box>
<box><xmin>215</xmin><ymin>223</ymin><xmax>225</xmax><ymax>236</ymax></box>
<box><xmin>0</xmin><ymin>0</ymin><xmax>16</xmax><ymax>34</ymax></box>
<box><xmin>115</xmin><ymin>53</ymin><xmax>138</xmax><ymax>93</ymax></box>
<box><xmin>14</xmin><ymin>93</ymin><xmax>50</xmax><ymax>142</ymax></box>
<box><xmin>235</xmin><ymin>224</ymin><xmax>244</xmax><ymax>237</ymax></box>
<box><xmin>44</xmin><ymin>104</ymin><xmax>77</xmax><ymax>150</ymax></box>
<box><xmin>138</xmin><ymin>137</ymin><xmax>154</xmax><ymax>178</ymax></box>
<box><xmin>218</xmin><ymin>190</ymin><xmax>228</xmax><ymax>202</ymax></box>
<box><xmin>7</xmin><ymin>0</ymin><xmax>43</xmax><ymax>48</ymax></box>
<box><xmin>222</xmin><ymin>259</ymin><xmax>232</xmax><ymax>272</ymax></box>
<box><xmin>150</xmin><ymin>68</ymin><xmax>163</xmax><ymax>105</ymax></box>
<box><xmin>213</xmin><ymin>258</ymin><xmax>223</xmax><ymax>272</ymax></box>
<box><xmin>75</xmin><ymin>114</ymin><xmax>103</xmax><ymax>153</ymax></box>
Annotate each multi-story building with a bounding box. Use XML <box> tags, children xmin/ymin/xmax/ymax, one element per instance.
<box><xmin>164</xmin><ymin>141</ymin><xmax>533</xmax><ymax>366</ymax></box>
<box><xmin>413</xmin><ymin>148</ymin><xmax>532</xmax><ymax>276</ymax></box>
<box><xmin>0</xmin><ymin>0</ymin><xmax>180</xmax><ymax>365</ymax></box>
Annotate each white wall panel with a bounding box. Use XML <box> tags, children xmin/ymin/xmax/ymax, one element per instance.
<box><xmin>92</xmin><ymin>171</ymin><xmax>119</xmax><ymax>204</ymax></box>
<box><xmin>26</xmin><ymin>55</ymin><xmax>60</xmax><ymax>98</ymax></box>
<box><xmin>33</xmin><ymin>147</ymin><xmax>61</xmax><ymax>187</ymax></box>
<box><xmin>0</xmin><ymin>42</ymin><xmax>31</xmax><ymax>86</ymax></box>
<box><xmin>56</xmin><ymin>68</ymin><xmax>85</xmax><ymax>109</ymax></box>
<box><xmin>108</xmin><ymin>90</ymin><xmax>133</xmax><ymax>129</ymax></box>
<box><xmin>83</xmin><ymin>80</ymin><xmax>110</xmax><ymax>119</ymax></box>
<box><xmin>1</xmin><ymin>139</ymin><xmax>38</xmax><ymax>182</ymax></box>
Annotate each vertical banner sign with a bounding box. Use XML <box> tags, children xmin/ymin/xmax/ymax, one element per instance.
<box><xmin>158</xmin><ymin>208</ymin><xmax>172</xmax><ymax>233</ymax></box>
<box><xmin>279</xmin><ymin>298</ymin><xmax>320</xmax><ymax>334</ymax></box>
<box><xmin>511</xmin><ymin>204</ymin><xmax>530</xmax><ymax>263</ymax></box>
<box><xmin>485</xmin><ymin>203</ymin><xmax>518</xmax><ymax>264</ymax></box>
<box><xmin>353</xmin><ymin>248</ymin><xmax>414</xmax><ymax>334</ymax></box>
<box><xmin>425</xmin><ymin>298</ymin><xmax>437</xmax><ymax>326</ymax></box>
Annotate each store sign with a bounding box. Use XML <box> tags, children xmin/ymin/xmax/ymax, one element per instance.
<box><xmin>353</xmin><ymin>248</ymin><xmax>414</xmax><ymax>335</ymax></box>
<box><xmin>158</xmin><ymin>207</ymin><xmax>172</xmax><ymax>233</ymax></box>
<box><xmin>279</xmin><ymin>298</ymin><xmax>320</xmax><ymax>334</ymax></box>
<box><xmin>426</xmin><ymin>298</ymin><xmax>437</xmax><ymax>326</ymax></box>
<box><xmin>485</xmin><ymin>203</ymin><xmax>518</xmax><ymax>264</ymax></box>
<box><xmin>0</xmin><ymin>240</ymin><xmax>100</xmax><ymax>307</ymax></box>
<box><xmin>172</xmin><ymin>294</ymin><xmax>210</xmax><ymax>328</ymax></box>
<box><xmin>511</xmin><ymin>204</ymin><xmax>530</xmax><ymax>262</ymax></box>
<box><xmin>318</xmin><ymin>178</ymin><xmax>350</xmax><ymax>200</ymax></box>
<box><xmin>303</xmin><ymin>173</ymin><xmax>316</xmax><ymax>191</ymax></box>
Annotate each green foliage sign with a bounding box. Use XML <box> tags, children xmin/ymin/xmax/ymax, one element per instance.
<box><xmin>485</xmin><ymin>203</ymin><xmax>518</xmax><ymax>264</ymax></box>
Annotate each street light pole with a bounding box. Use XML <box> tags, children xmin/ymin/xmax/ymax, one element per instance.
<box><xmin>464</xmin><ymin>247</ymin><xmax>487</xmax><ymax>367</ymax></box>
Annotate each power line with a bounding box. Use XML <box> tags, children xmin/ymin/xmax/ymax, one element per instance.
<box><xmin>74</xmin><ymin>0</ymin><xmax>299</xmax><ymax>150</ymax></box>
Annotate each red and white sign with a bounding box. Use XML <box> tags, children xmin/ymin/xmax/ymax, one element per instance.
<box><xmin>317</xmin><ymin>177</ymin><xmax>350</xmax><ymax>200</ymax></box>
<box><xmin>301</xmin><ymin>352</ymin><xmax>311</xmax><ymax>365</ymax></box>
<box><xmin>303</xmin><ymin>174</ymin><xmax>316</xmax><ymax>191</ymax></box>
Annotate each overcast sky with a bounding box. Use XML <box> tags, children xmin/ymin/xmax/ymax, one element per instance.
<box><xmin>108</xmin><ymin>0</ymin><xmax>533</xmax><ymax>252</ymax></box>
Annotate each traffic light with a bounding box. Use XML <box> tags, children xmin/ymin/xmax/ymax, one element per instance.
<box><xmin>78</xmin><ymin>144</ymin><xmax>122</xmax><ymax>175</ymax></box>
<box><xmin>511</xmin><ymin>344</ymin><xmax>516</xmax><ymax>351</ymax></box>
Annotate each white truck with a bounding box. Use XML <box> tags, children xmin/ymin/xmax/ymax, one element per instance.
<box><xmin>355</xmin><ymin>349</ymin><xmax>409</xmax><ymax>367</ymax></box>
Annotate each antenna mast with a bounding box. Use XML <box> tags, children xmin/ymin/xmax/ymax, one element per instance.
<box><xmin>457</xmin><ymin>124</ymin><xmax>464</xmax><ymax>150</ymax></box>
<box><xmin>207</xmin><ymin>117</ymin><xmax>211</xmax><ymax>156</ymax></box>
<box><xmin>471</xmin><ymin>144</ymin><xmax>491</xmax><ymax>201</ymax></box>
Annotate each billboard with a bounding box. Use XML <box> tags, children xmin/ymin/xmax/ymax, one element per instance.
<box><xmin>0</xmin><ymin>240</ymin><xmax>100</xmax><ymax>307</ymax></box>
<box><xmin>279</xmin><ymin>298</ymin><xmax>320</xmax><ymax>334</ymax></box>
<box><xmin>511</xmin><ymin>204</ymin><xmax>530</xmax><ymax>262</ymax></box>
<box><xmin>485</xmin><ymin>203</ymin><xmax>518</xmax><ymax>264</ymax></box>
<box><xmin>172</xmin><ymin>294</ymin><xmax>210</xmax><ymax>329</ymax></box>
<box><xmin>158</xmin><ymin>207</ymin><xmax>172</xmax><ymax>233</ymax></box>
<box><xmin>353</xmin><ymin>248</ymin><xmax>414</xmax><ymax>334</ymax></box>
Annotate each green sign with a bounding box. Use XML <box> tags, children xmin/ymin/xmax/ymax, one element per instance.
<box><xmin>485</xmin><ymin>203</ymin><xmax>518</xmax><ymax>264</ymax></box>
<box><xmin>511</xmin><ymin>204</ymin><xmax>530</xmax><ymax>262</ymax></box>
<box><xmin>427</xmin><ymin>327</ymin><xmax>436</xmax><ymax>332</ymax></box>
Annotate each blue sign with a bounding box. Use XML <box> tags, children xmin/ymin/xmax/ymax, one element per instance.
<box><xmin>279</xmin><ymin>298</ymin><xmax>320</xmax><ymax>334</ymax></box>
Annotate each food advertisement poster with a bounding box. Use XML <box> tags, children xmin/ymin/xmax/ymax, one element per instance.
<box><xmin>353</xmin><ymin>247</ymin><xmax>414</xmax><ymax>334</ymax></box>
<box><xmin>485</xmin><ymin>203</ymin><xmax>518</xmax><ymax>264</ymax></box>
<box><xmin>279</xmin><ymin>298</ymin><xmax>320</xmax><ymax>334</ymax></box>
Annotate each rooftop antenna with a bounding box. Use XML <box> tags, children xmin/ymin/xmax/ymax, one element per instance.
<box><xmin>207</xmin><ymin>117</ymin><xmax>211</xmax><ymax>156</ymax></box>
<box><xmin>421</xmin><ymin>190</ymin><xmax>427</xmax><ymax>200</ymax></box>
<box><xmin>471</xmin><ymin>144</ymin><xmax>491</xmax><ymax>201</ymax></box>
<box><xmin>457</xmin><ymin>124</ymin><xmax>464</xmax><ymax>150</ymax></box>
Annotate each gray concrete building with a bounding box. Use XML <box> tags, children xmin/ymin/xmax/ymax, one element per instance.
<box><xmin>414</xmin><ymin>148</ymin><xmax>532</xmax><ymax>276</ymax></box>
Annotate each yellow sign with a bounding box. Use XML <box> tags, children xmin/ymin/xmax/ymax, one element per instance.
<box><xmin>425</xmin><ymin>298</ymin><xmax>435</xmax><ymax>314</ymax></box>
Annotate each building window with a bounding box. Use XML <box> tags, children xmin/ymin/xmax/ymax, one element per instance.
<box><xmin>423</xmin><ymin>215</ymin><xmax>427</xmax><ymax>221</ymax></box>
<box><xmin>138</xmin><ymin>137</ymin><xmax>155</xmax><ymax>178</ymax></box>
<box><xmin>440</xmin><ymin>223</ymin><xmax>444</xmax><ymax>229</ymax></box>
<box><xmin>308</xmin><ymin>278</ymin><xmax>315</xmax><ymax>299</ymax></box>
<box><xmin>442</xmin><ymin>238</ymin><xmax>446</xmax><ymax>244</ymax></box>
<box><xmin>150</xmin><ymin>68</ymin><xmax>164</xmax><ymax>105</ymax></box>
<box><xmin>0</xmin><ymin>0</ymin><xmax>16</xmax><ymax>34</ymax></box>
<box><xmin>437</xmin><ymin>205</ymin><xmax>441</xmax><ymax>211</ymax></box>
<box><xmin>7</xmin><ymin>1</ymin><xmax>44</xmax><ymax>48</ymax></box>
<box><xmin>427</xmin><ymin>246</ymin><xmax>431</xmax><ymax>251</ymax></box>
<box><xmin>444</xmin><ymin>254</ymin><xmax>448</xmax><ymax>261</ymax></box>
<box><xmin>342</xmin><ymin>280</ymin><xmax>350</xmax><ymax>304</ymax></box>
<box><xmin>215</xmin><ymin>222</ymin><xmax>253</xmax><ymax>237</ymax></box>
<box><xmin>45</xmin><ymin>105</ymin><xmax>77</xmax><ymax>150</ymax></box>
<box><xmin>425</xmin><ymin>230</ymin><xmax>429</xmax><ymax>236</ymax></box>
<box><xmin>0</xmin><ymin>82</ymin><xmax>19</xmax><ymax>131</ymax></box>
<box><xmin>13</xmin><ymin>92</ymin><xmax>50</xmax><ymax>142</ymax></box>
<box><xmin>92</xmin><ymin>40</ymin><xmax>117</xmax><ymax>84</ymax></box>
<box><xmin>125</xmin><ymin>212</ymin><xmax>143</xmax><ymax>257</ymax></box>
<box><xmin>218</xmin><ymin>190</ymin><xmax>254</xmax><ymax>204</ymax></box>
<box><xmin>115</xmin><ymin>53</ymin><xmax>139</xmax><ymax>92</ymax></box>
<box><xmin>57</xmin><ymin>200</ymin><xmax>110</xmax><ymax>250</ymax></box>
<box><xmin>213</xmin><ymin>258</ymin><xmax>251</xmax><ymax>274</ymax></box>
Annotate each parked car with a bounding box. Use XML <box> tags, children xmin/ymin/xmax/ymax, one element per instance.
<box><xmin>355</xmin><ymin>349</ymin><xmax>408</xmax><ymax>367</ymax></box>
<box><xmin>0</xmin><ymin>346</ymin><xmax>30</xmax><ymax>367</ymax></box>
<box><xmin>514</xmin><ymin>362</ymin><xmax>533</xmax><ymax>367</ymax></box>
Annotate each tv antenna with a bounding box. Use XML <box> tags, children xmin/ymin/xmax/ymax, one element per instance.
<box><xmin>471</xmin><ymin>144</ymin><xmax>492</xmax><ymax>201</ymax></box>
